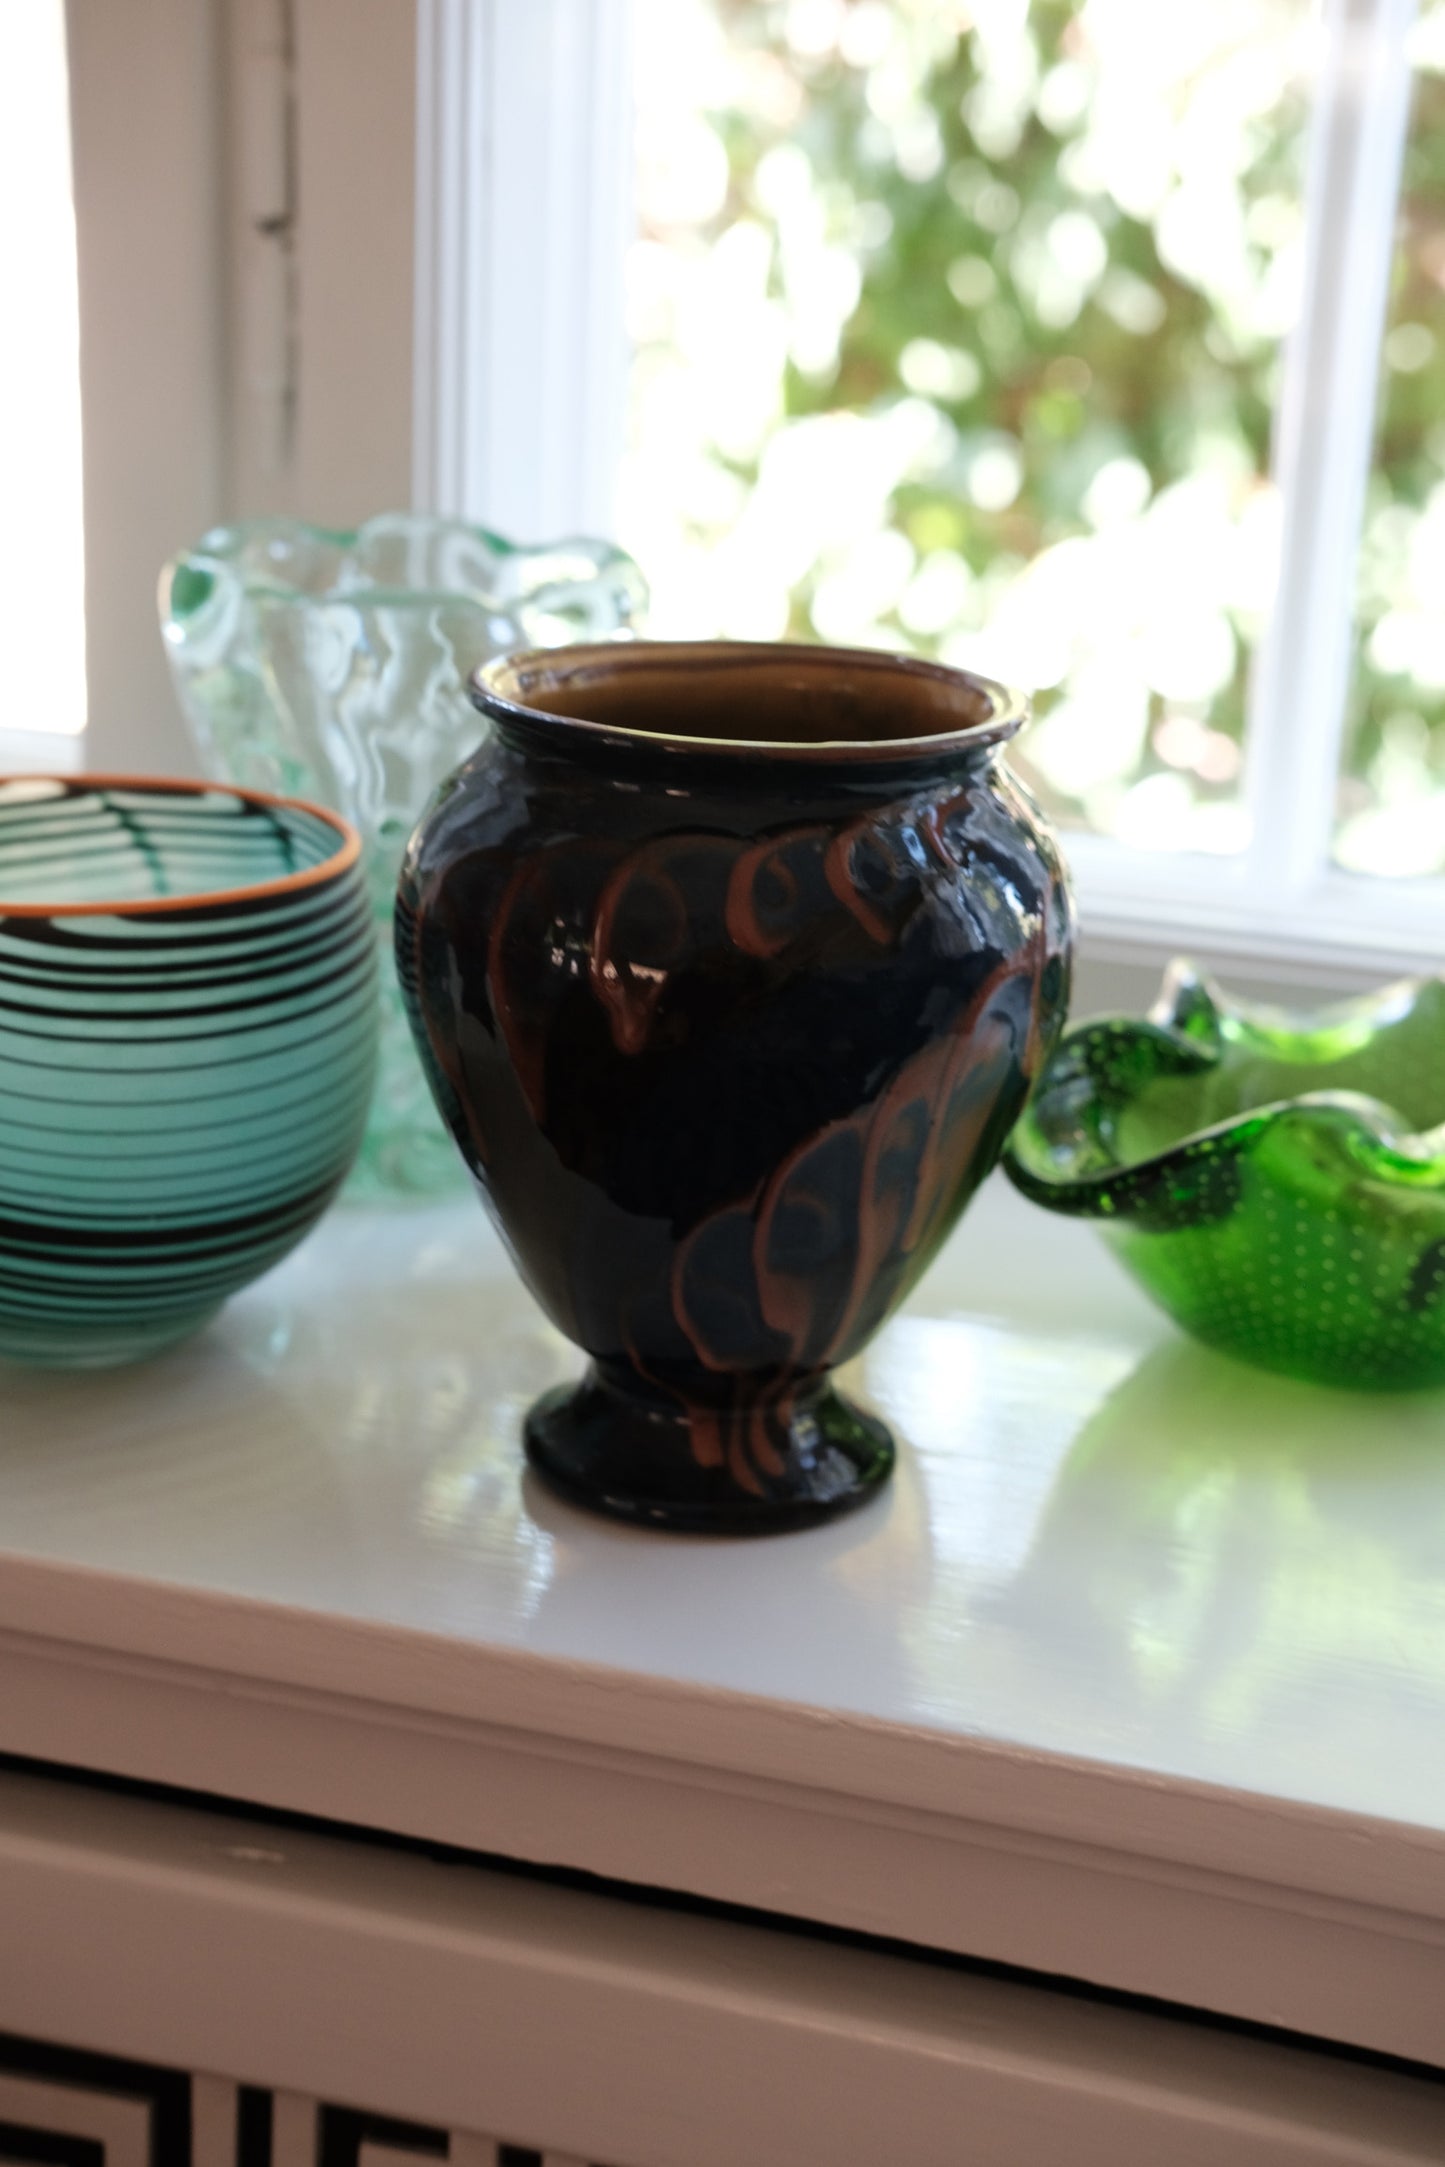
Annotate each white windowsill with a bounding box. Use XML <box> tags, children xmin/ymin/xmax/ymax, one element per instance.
<box><xmin>0</xmin><ymin>1175</ymin><xmax>1440</xmax><ymax>2064</ymax></box>
<box><xmin>0</xmin><ymin>731</ymin><xmax>85</xmax><ymax>779</ymax></box>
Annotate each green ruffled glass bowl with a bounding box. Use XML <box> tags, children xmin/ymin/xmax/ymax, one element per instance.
<box><xmin>1004</xmin><ymin>963</ymin><xmax>1445</xmax><ymax>1391</ymax></box>
<box><xmin>0</xmin><ymin>776</ymin><xmax>377</xmax><ymax>1368</ymax></box>
<box><xmin>159</xmin><ymin>513</ymin><xmax>647</xmax><ymax>1197</ymax></box>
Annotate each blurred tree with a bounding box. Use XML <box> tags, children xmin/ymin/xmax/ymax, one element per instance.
<box><xmin>626</xmin><ymin>0</ymin><xmax>1311</xmax><ymax>848</ymax></box>
<box><xmin>625</xmin><ymin>0</ymin><xmax>1442</xmax><ymax>869</ymax></box>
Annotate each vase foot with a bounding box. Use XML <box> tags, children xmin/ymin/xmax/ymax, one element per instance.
<box><xmin>524</xmin><ymin>1365</ymin><xmax>894</xmax><ymax>1535</ymax></box>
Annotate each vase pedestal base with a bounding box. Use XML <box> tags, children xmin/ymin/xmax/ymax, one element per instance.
<box><xmin>523</xmin><ymin>1365</ymin><xmax>894</xmax><ymax>1536</ymax></box>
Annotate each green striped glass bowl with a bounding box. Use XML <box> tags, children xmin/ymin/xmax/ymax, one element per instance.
<box><xmin>0</xmin><ymin>776</ymin><xmax>378</xmax><ymax>1367</ymax></box>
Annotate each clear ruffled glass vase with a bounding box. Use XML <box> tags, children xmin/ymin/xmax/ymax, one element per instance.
<box><xmin>160</xmin><ymin>512</ymin><xmax>647</xmax><ymax>1197</ymax></box>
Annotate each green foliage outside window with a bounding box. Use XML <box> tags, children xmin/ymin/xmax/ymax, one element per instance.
<box><xmin>623</xmin><ymin>0</ymin><xmax>1445</xmax><ymax>873</ymax></box>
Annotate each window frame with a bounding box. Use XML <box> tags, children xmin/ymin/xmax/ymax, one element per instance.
<box><xmin>410</xmin><ymin>0</ymin><xmax>1445</xmax><ymax>990</ymax></box>
<box><xmin>57</xmin><ymin>0</ymin><xmax>1445</xmax><ymax>990</ymax></box>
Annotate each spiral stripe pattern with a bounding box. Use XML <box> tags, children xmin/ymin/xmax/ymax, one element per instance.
<box><xmin>0</xmin><ymin>779</ymin><xmax>378</xmax><ymax>1366</ymax></box>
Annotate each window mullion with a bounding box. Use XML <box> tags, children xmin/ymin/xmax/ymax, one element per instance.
<box><xmin>1241</xmin><ymin>0</ymin><xmax>1416</xmax><ymax>899</ymax></box>
<box><xmin>412</xmin><ymin>0</ymin><xmax>633</xmax><ymax>541</ymax></box>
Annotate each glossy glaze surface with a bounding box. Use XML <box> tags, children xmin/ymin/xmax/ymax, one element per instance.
<box><xmin>398</xmin><ymin>642</ymin><xmax>1072</xmax><ymax>1530</ymax></box>
<box><xmin>1007</xmin><ymin>963</ymin><xmax>1445</xmax><ymax>1388</ymax></box>
<box><xmin>0</xmin><ymin>778</ymin><xmax>377</xmax><ymax>1368</ymax></box>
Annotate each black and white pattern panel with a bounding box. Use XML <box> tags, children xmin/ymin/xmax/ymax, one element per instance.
<box><xmin>0</xmin><ymin>2035</ymin><xmax>608</xmax><ymax>2167</ymax></box>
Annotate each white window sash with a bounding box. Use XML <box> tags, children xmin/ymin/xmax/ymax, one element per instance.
<box><xmin>1240</xmin><ymin>0</ymin><xmax>1419</xmax><ymax>901</ymax></box>
<box><xmin>408</xmin><ymin>0</ymin><xmax>1443</xmax><ymax>985</ymax></box>
<box><xmin>56</xmin><ymin>0</ymin><xmax>1442</xmax><ymax>984</ymax></box>
<box><xmin>1076</xmin><ymin>0</ymin><xmax>1440</xmax><ymax>985</ymax></box>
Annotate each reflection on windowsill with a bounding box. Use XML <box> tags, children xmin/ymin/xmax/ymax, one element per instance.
<box><xmin>941</xmin><ymin>1332</ymin><xmax>1445</xmax><ymax>1819</ymax></box>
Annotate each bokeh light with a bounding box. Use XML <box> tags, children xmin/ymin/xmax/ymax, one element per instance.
<box><xmin>620</xmin><ymin>0</ymin><xmax>1312</xmax><ymax>852</ymax></box>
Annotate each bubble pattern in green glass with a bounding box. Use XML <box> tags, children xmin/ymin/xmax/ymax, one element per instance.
<box><xmin>1005</xmin><ymin>963</ymin><xmax>1445</xmax><ymax>1391</ymax></box>
<box><xmin>0</xmin><ymin>780</ymin><xmax>378</xmax><ymax>1367</ymax></box>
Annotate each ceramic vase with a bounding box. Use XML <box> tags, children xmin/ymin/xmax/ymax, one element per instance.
<box><xmin>397</xmin><ymin>640</ymin><xmax>1073</xmax><ymax>1531</ymax></box>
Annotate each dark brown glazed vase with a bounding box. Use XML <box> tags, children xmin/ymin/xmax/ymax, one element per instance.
<box><xmin>396</xmin><ymin>641</ymin><xmax>1073</xmax><ymax>1533</ymax></box>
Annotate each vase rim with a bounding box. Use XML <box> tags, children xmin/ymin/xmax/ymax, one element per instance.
<box><xmin>0</xmin><ymin>774</ymin><xmax>361</xmax><ymax>918</ymax></box>
<box><xmin>472</xmin><ymin>640</ymin><xmax>1028</xmax><ymax>764</ymax></box>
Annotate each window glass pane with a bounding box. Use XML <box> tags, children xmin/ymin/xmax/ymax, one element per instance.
<box><xmin>621</xmin><ymin>0</ymin><xmax>1313</xmax><ymax>854</ymax></box>
<box><xmin>0</xmin><ymin>0</ymin><xmax>86</xmax><ymax>747</ymax></box>
<box><xmin>1336</xmin><ymin>4</ymin><xmax>1445</xmax><ymax>880</ymax></box>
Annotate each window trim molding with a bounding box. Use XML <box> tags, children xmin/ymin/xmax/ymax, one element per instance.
<box><xmin>1066</xmin><ymin>831</ymin><xmax>1445</xmax><ymax>992</ymax></box>
<box><xmin>58</xmin><ymin>0</ymin><xmax>417</xmax><ymax>777</ymax></box>
<box><xmin>225</xmin><ymin>0</ymin><xmax>417</xmax><ymax>527</ymax></box>
<box><xmin>64</xmin><ymin>0</ymin><xmax>229</xmax><ymax>777</ymax></box>
<box><xmin>411</xmin><ymin>0</ymin><xmax>634</xmax><ymax>540</ymax></box>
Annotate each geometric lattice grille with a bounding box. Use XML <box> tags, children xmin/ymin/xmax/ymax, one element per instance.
<box><xmin>0</xmin><ymin>2037</ymin><xmax>606</xmax><ymax>2167</ymax></box>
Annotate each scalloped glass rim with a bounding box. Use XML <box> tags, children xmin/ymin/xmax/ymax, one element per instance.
<box><xmin>160</xmin><ymin>513</ymin><xmax>646</xmax><ymax>631</ymax></box>
<box><xmin>1005</xmin><ymin>961</ymin><xmax>1445</xmax><ymax>1211</ymax></box>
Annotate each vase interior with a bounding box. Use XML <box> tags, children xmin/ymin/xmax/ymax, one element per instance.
<box><xmin>0</xmin><ymin>779</ymin><xmax>347</xmax><ymax>911</ymax></box>
<box><xmin>482</xmin><ymin>641</ymin><xmax>1013</xmax><ymax>751</ymax></box>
